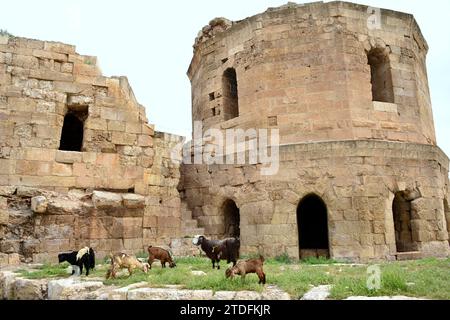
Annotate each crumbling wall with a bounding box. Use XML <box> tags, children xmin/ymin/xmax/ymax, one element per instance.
<box><xmin>0</xmin><ymin>36</ymin><xmax>154</xmax><ymax>193</ymax></box>
<box><xmin>0</xmin><ymin>36</ymin><xmax>192</xmax><ymax>263</ymax></box>
<box><xmin>144</xmin><ymin>132</ymin><xmax>203</xmax><ymax>256</ymax></box>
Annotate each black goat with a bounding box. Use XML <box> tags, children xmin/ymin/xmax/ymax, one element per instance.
<box><xmin>192</xmin><ymin>235</ymin><xmax>240</xmax><ymax>269</ymax></box>
<box><xmin>58</xmin><ymin>247</ymin><xmax>95</xmax><ymax>276</ymax></box>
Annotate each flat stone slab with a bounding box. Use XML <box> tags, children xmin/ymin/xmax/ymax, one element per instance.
<box><xmin>301</xmin><ymin>285</ymin><xmax>331</xmax><ymax>300</ymax></box>
<box><xmin>262</xmin><ymin>285</ymin><xmax>291</xmax><ymax>300</ymax></box>
<box><xmin>47</xmin><ymin>278</ymin><xmax>104</xmax><ymax>300</ymax></box>
<box><xmin>127</xmin><ymin>287</ymin><xmax>214</xmax><ymax>300</ymax></box>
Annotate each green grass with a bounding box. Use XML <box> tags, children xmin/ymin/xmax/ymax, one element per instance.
<box><xmin>17</xmin><ymin>263</ymin><xmax>71</xmax><ymax>279</ymax></box>
<box><xmin>17</xmin><ymin>257</ymin><xmax>450</xmax><ymax>300</ymax></box>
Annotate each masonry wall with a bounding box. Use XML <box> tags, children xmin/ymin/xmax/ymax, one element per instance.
<box><xmin>0</xmin><ymin>36</ymin><xmax>155</xmax><ymax>193</ymax></box>
<box><xmin>0</xmin><ymin>36</ymin><xmax>194</xmax><ymax>263</ymax></box>
<box><xmin>182</xmin><ymin>141</ymin><xmax>450</xmax><ymax>262</ymax></box>
<box><xmin>188</xmin><ymin>1</ymin><xmax>436</xmax><ymax>146</ymax></box>
<box><xmin>183</xmin><ymin>1</ymin><xmax>449</xmax><ymax>261</ymax></box>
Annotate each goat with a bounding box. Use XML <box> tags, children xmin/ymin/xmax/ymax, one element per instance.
<box><xmin>105</xmin><ymin>253</ymin><xmax>149</xmax><ymax>279</ymax></box>
<box><xmin>147</xmin><ymin>246</ymin><xmax>176</xmax><ymax>269</ymax></box>
<box><xmin>192</xmin><ymin>235</ymin><xmax>240</xmax><ymax>270</ymax></box>
<box><xmin>58</xmin><ymin>247</ymin><xmax>95</xmax><ymax>276</ymax></box>
<box><xmin>225</xmin><ymin>255</ymin><xmax>266</xmax><ymax>284</ymax></box>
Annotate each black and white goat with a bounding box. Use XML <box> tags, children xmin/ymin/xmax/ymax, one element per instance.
<box><xmin>58</xmin><ymin>247</ymin><xmax>95</xmax><ymax>276</ymax></box>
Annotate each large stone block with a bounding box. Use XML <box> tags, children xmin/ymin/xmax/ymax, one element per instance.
<box><xmin>55</xmin><ymin>150</ymin><xmax>82</xmax><ymax>164</ymax></box>
<box><xmin>111</xmin><ymin>217</ymin><xmax>142</xmax><ymax>238</ymax></box>
<box><xmin>122</xmin><ymin>194</ymin><xmax>145</xmax><ymax>209</ymax></box>
<box><xmin>92</xmin><ymin>191</ymin><xmax>123</xmax><ymax>209</ymax></box>
<box><xmin>12</xmin><ymin>278</ymin><xmax>47</xmax><ymax>300</ymax></box>
<box><xmin>31</xmin><ymin>196</ymin><xmax>48</xmax><ymax>213</ymax></box>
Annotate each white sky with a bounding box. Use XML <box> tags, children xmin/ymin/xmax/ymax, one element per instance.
<box><xmin>2</xmin><ymin>0</ymin><xmax>449</xmax><ymax>156</ymax></box>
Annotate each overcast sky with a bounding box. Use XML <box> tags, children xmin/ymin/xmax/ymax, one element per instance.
<box><xmin>2</xmin><ymin>0</ymin><xmax>449</xmax><ymax>156</ymax></box>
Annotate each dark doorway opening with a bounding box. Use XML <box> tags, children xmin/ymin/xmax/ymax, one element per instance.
<box><xmin>59</xmin><ymin>108</ymin><xmax>88</xmax><ymax>152</ymax></box>
<box><xmin>223</xmin><ymin>199</ymin><xmax>240</xmax><ymax>239</ymax></box>
<box><xmin>367</xmin><ymin>48</ymin><xmax>395</xmax><ymax>103</ymax></box>
<box><xmin>393</xmin><ymin>192</ymin><xmax>416</xmax><ymax>252</ymax></box>
<box><xmin>222</xmin><ymin>68</ymin><xmax>239</xmax><ymax>120</ymax></box>
<box><xmin>297</xmin><ymin>194</ymin><xmax>329</xmax><ymax>258</ymax></box>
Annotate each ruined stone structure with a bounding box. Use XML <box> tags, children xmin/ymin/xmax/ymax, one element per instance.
<box><xmin>0</xmin><ymin>36</ymin><xmax>202</xmax><ymax>264</ymax></box>
<box><xmin>1</xmin><ymin>1</ymin><xmax>449</xmax><ymax>265</ymax></box>
<box><xmin>182</xmin><ymin>1</ymin><xmax>450</xmax><ymax>261</ymax></box>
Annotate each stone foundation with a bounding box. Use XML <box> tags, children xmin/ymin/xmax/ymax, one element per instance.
<box><xmin>182</xmin><ymin>140</ymin><xmax>450</xmax><ymax>262</ymax></box>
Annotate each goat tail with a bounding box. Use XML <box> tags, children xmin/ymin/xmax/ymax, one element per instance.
<box><xmin>259</xmin><ymin>255</ymin><xmax>265</xmax><ymax>263</ymax></box>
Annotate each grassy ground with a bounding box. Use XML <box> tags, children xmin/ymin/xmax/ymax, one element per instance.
<box><xmin>16</xmin><ymin>256</ymin><xmax>450</xmax><ymax>300</ymax></box>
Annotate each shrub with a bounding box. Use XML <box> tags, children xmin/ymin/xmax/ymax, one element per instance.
<box><xmin>0</xmin><ymin>29</ymin><xmax>12</xmax><ymax>37</ymax></box>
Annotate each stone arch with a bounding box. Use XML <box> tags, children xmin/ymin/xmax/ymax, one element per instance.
<box><xmin>392</xmin><ymin>191</ymin><xmax>417</xmax><ymax>252</ymax></box>
<box><xmin>59</xmin><ymin>108</ymin><xmax>88</xmax><ymax>152</ymax></box>
<box><xmin>222</xmin><ymin>68</ymin><xmax>239</xmax><ymax>120</ymax></box>
<box><xmin>222</xmin><ymin>199</ymin><xmax>240</xmax><ymax>238</ymax></box>
<box><xmin>367</xmin><ymin>47</ymin><xmax>394</xmax><ymax>103</ymax></box>
<box><xmin>297</xmin><ymin>193</ymin><xmax>330</xmax><ymax>259</ymax></box>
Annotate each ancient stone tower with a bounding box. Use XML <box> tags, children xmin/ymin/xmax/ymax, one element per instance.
<box><xmin>182</xmin><ymin>1</ymin><xmax>450</xmax><ymax>261</ymax></box>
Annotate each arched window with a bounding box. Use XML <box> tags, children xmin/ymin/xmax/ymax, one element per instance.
<box><xmin>223</xmin><ymin>199</ymin><xmax>240</xmax><ymax>238</ymax></box>
<box><xmin>59</xmin><ymin>109</ymin><xmax>87</xmax><ymax>152</ymax></box>
<box><xmin>222</xmin><ymin>68</ymin><xmax>239</xmax><ymax>120</ymax></box>
<box><xmin>392</xmin><ymin>192</ymin><xmax>416</xmax><ymax>252</ymax></box>
<box><xmin>367</xmin><ymin>48</ymin><xmax>394</xmax><ymax>103</ymax></box>
<box><xmin>297</xmin><ymin>194</ymin><xmax>329</xmax><ymax>258</ymax></box>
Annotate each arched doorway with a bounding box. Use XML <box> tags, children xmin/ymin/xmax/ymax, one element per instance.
<box><xmin>297</xmin><ymin>194</ymin><xmax>329</xmax><ymax>258</ymax></box>
<box><xmin>392</xmin><ymin>192</ymin><xmax>416</xmax><ymax>252</ymax></box>
<box><xmin>223</xmin><ymin>199</ymin><xmax>240</xmax><ymax>239</ymax></box>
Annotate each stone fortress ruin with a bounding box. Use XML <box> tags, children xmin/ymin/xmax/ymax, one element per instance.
<box><xmin>1</xmin><ymin>1</ymin><xmax>449</xmax><ymax>265</ymax></box>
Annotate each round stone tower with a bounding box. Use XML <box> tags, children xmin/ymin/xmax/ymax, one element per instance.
<box><xmin>183</xmin><ymin>1</ymin><xmax>450</xmax><ymax>262</ymax></box>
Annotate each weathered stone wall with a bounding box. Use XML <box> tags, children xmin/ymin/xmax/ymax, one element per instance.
<box><xmin>188</xmin><ymin>1</ymin><xmax>436</xmax><ymax>146</ymax></box>
<box><xmin>0</xmin><ymin>36</ymin><xmax>195</xmax><ymax>263</ymax></box>
<box><xmin>182</xmin><ymin>141</ymin><xmax>450</xmax><ymax>261</ymax></box>
<box><xmin>0</xmin><ymin>36</ymin><xmax>154</xmax><ymax>193</ymax></box>
<box><xmin>144</xmin><ymin>132</ymin><xmax>203</xmax><ymax>256</ymax></box>
<box><xmin>182</xmin><ymin>1</ymin><xmax>449</xmax><ymax>262</ymax></box>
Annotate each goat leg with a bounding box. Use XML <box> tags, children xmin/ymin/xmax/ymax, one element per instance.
<box><xmin>148</xmin><ymin>258</ymin><xmax>153</xmax><ymax>269</ymax></box>
<box><xmin>257</xmin><ymin>270</ymin><xmax>266</xmax><ymax>285</ymax></box>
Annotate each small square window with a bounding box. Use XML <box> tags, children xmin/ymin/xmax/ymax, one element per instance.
<box><xmin>268</xmin><ymin>116</ymin><xmax>278</xmax><ymax>126</ymax></box>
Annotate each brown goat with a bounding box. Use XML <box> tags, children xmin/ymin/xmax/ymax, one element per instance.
<box><xmin>147</xmin><ymin>246</ymin><xmax>176</xmax><ymax>269</ymax></box>
<box><xmin>106</xmin><ymin>253</ymin><xmax>149</xmax><ymax>279</ymax></box>
<box><xmin>225</xmin><ymin>255</ymin><xmax>266</xmax><ymax>284</ymax></box>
